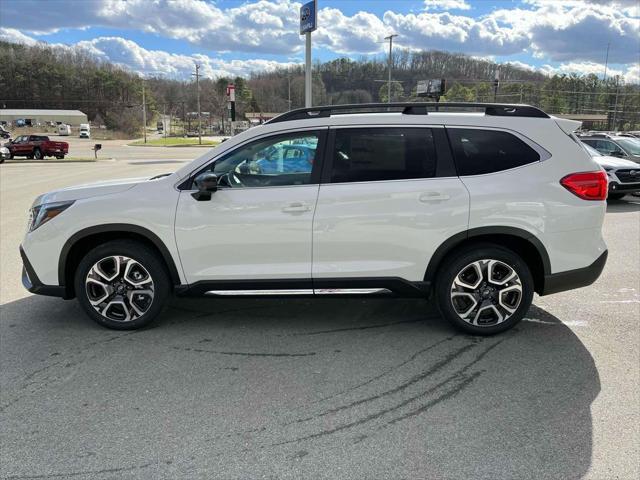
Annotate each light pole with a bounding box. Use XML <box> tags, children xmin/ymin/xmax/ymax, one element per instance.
<box><xmin>493</xmin><ymin>68</ymin><xmax>500</xmax><ymax>102</ymax></box>
<box><xmin>141</xmin><ymin>81</ymin><xmax>147</xmax><ymax>143</ymax></box>
<box><xmin>384</xmin><ymin>34</ymin><xmax>398</xmax><ymax>104</ymax></box>
<box><xmin>192</xmin><ymin>64</ymin><xmax>202</xmax><ymax>145</ymax></box>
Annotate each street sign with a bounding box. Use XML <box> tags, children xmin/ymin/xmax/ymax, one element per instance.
<box><xmin>300</xmin><ymin>0</ymin><xmax>317</xmax><ymax>34</ymax></box>
<box><xmin>417</xmin><ymin>79</ymin><xmax>446</xmax><ymax>98</ymax></box>
<box><xmin>226</xmin><ymin>83</ymin><xmax>235</xmax><ymax>102</ymax></box>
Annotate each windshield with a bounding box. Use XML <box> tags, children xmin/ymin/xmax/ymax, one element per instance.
<box><xmin>616</xmin><ymin>138</ymin><xmax>640</xmax><ymax>155</ymax></box>
<box><xmin>582</xmin><ymin>143</ymin><xmax>602</xmax><ymax>157</ymax></box>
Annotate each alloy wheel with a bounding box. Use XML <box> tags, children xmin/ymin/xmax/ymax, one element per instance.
<box><xmin>450</xmin><ymin>259</ymin><xmax>523</xmax><ymax>327</ymax></box>
<box><xmin>85</xmin><ymin>256</ymin><xmax>155</xmax><ymax>322</ymax></box>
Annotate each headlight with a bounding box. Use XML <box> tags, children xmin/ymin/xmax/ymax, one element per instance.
<box><xmin>27</xmin><ymin>201</ymin><xmax>74</xmax><ymax>232</ymax></box>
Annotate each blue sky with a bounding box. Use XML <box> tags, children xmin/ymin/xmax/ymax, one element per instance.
<box><xmin>0</xmin><ymin>0</ymin><xmax>638</xmax><ymax>82</ymax></box>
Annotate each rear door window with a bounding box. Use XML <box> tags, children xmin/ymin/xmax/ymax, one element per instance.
<box><xmin>448</xmin><ymin>128</ymin><xmax>540</xmax><ymax>176</ymax></box>
<box><xmin>329</xmin><ymin>128</ymin><xmax>437</xmax><ymax>183</ymax></box>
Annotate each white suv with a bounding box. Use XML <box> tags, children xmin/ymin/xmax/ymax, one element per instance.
<box><xmin>20</xmin><ymin>103</ymin><xmax>609</xmax><ymax>335</ymax></box>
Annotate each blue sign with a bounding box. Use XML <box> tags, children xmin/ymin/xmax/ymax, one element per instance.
<box><xmin>300</xmin><ymin>0</ymin><xmax>317</xmax><ymax>34</ymax></box>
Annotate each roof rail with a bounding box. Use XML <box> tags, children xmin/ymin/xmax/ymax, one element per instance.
<box><xmin>266</xmin><ymin>102</ymin><xmax>549</xmax><ymax>124</ymax></box>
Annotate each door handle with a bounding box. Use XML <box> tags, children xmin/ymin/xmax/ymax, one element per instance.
<box><xmin>419</xmin><ymin>192</ymin><xmax>450</xmax><ymax>202</ymax></box>
<box><xmin>282</xmin><ymin>202</ymin><xmax>311</xmax><ymax>213</ymax></box>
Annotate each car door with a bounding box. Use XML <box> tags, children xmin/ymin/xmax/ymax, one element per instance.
<box><xmin>175</xmin><ymin>128</ymin><xmax>326</xmax><ymax>287</ymax></box>
<box><xmin>9</xmin><ymin>136</ymin><xmax>20</xmax><ymax>154</ymax></box>
<box><xmin>312</xmin><ymin>126</ymin><xmax>469</xmax><ymax>286</ymax></box>
<box><xmin>14</xmin><ymin>136</ymin><xmax>28</xmax><ymax>155</ymax></box>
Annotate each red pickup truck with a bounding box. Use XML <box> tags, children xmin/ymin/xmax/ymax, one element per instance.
<box><xmin>6</xmin><ymin>135</ymin><xmax>69</xmax><ymax>159</ymax></box>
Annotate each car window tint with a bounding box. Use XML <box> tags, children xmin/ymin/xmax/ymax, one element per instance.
<box><xmin>448</xmin><ymin>128</ymin><xmax>540</xmax><ymax>176</ymax></box>
<box><xmin>205</xmin><ymin>132</ymin><xmax>319</xmax><ymax>188</ymax></box>
<box><xmin>330</xmin><ymin>128</ymin><xmax>437</xmax><ymax>183</ymax></box>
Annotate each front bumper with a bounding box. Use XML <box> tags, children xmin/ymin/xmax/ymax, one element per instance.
<box><xmin>609</xmin><ymin>181</ymin><xmax>640</xmax><ymax>194</ymax></box>
<box><xmin>541</xmin><ymin>250</ymin><xmax>608</xmax><ymax>296</ymax></box>
<box><xmin>20</xmin><ymin>246</ymin><xmax>68</xmax><ymax>298</ymax></box>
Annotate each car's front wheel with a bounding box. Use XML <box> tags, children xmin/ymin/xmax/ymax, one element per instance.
<box><xmin>74</xmin><ymin>240</ymin><xmax>170</xmax><ymax>330</ymax></box>
<box><xmin>435</xmin><ymin>244</ymin><xmax>534</xmax><ymax>335</ymax></box>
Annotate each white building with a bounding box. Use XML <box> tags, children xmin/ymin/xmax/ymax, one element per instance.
<box><xmin>0</xmin><ymin>109</ymin><xmax>88</xmax><ymax>126</ymax></box>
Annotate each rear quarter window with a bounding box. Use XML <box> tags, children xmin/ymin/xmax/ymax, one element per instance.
<box><xmin>448</xmin><ymin>128</ymin><xmax>540</xmax><ymax>176</ymax></box>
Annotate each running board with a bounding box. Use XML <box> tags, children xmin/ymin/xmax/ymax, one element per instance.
<box><xmin>205</xmin><ymin>288</ymin><xmax>392</xmax><ymax>296</ymax></box>
<box><xmin>175</xmin><ymin>278</ymin><xmax>430</xmax><ymax>298</ymax></box>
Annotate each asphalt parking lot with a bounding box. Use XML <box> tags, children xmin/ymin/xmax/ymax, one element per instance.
<box><xmin>1</xmin><ymin>158</ymin><xmax>639</xmax><ymax>479</ymax></box>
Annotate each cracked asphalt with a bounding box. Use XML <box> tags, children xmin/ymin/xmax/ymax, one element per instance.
<box><xmin>1</xmin><ymin>160</ymin><xmax>639</xmax><ymax>479</ymax></box>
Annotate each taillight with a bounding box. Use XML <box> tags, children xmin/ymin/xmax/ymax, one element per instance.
<box><xmin>560</xmin><ymin>171</ymin><xmax>608</xmax><ymax>201</ymax></box>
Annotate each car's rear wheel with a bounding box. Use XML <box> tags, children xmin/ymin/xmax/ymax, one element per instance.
<box><xmin>74</xmin><ymin>240</ymin><xmax>170</xmax><ymax>330</ymax></box>
<box><xmin>33</xmin><ymin>148</ymin><xmax>43</xmax><ymax>160</ymax></box>
<box><xmin>435</xmin><ymin>244</ymin><xmax>534</xmax><ymax>335</ymax></box>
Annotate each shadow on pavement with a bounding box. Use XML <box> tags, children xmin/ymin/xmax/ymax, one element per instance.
<box><xmin>606</xmin><ymin>196</ymin><xmax>640</xmax><ymax>213</ymax></box>
<box><xmin>1</xmin><ymin>295</ymin><xmax>600</xmax><ymax>479</ymax></box>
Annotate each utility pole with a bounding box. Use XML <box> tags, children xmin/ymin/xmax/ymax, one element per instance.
<box><xmin>493</xmin><ymin>68</ymin><xmax>500</xmax><ymax>102</ymax></box>
<box><xmin>519</xmin><ymin>83</ymin><xmax>524</xmax><ymax>103</ymax></box>
<box><xmin>384</xmin><ymin>34</ymin><xmax>398</xmax><ymax>104</ymax></box>
<box><xmin>192</xmin><ymin>63</ymin><xmax>202</xmax><ymax>145</ymax></box>
<box><xmin>288</xmin><ymin>73</ymin><xmax>292</xmax><ymax>110</ymax></box>
<box><xmin>603</xmin><ymin>42</ymin><xmax>610</xmax><ymax>83</ymax></box>
<box><xmin>141</xmin><ymin>81</ymin><xmax>147</xmax><ymax>144</ymax></box>
<box><xmin>612</xmin><ymin>78</ymin><xmax>620</xmax><ymax>129</ymax></box>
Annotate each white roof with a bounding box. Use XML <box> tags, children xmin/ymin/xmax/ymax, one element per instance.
<box><xmin>0</xmin><ymin>109</ymin><xmax>87</xmax><ymax>116</ymax></box>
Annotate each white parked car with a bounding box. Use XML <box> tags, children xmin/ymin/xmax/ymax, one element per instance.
<box><xmin>581</xmin><ymin>142</ymin><xmax>640</xmax><ymax>199</ymax></box>
<box><xmin>20</xmin><ymin>103</ymin><xmax>608</xmax><ymax>334</ymax></box>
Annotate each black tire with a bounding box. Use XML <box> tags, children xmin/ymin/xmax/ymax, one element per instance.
<box><xmin>33</xmin><ymin>148</ymin><xmax>43</xmax><ymax>160</ymax></box>
<box><xmin>74</xmin><ymin>240</ymin><xmax>170</xmax><ymax>330</ymax></box>
<box><xmin>435</xmin><ymin>243</ymin><xmax>534</xmax><ymax>335</ymax></box>
<box><xmin>607</xmin><ymin>193</ymin><xmax>626</xmax><ymax>200</ymax></box>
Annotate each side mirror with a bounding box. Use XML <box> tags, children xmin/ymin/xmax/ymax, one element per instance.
<box><xmin>611</xmin><ymin>150</ymin><xmax>625</xmax><ymax>158</ymax></box>
<box><xmin>192</xmin><ymin>172</ymin><xmax>218</xmax><ymax>201</ymax></box>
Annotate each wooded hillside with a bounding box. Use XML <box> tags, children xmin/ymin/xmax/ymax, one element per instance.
<box><xmin>1</xmin><ymin>40</ymin><xmax>638</xmax><ymax>133</ymax></box>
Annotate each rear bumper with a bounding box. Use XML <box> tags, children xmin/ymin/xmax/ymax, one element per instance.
<box><xmin>20</xmin><ymin>246</ymin><xmax>68</xmax><ymax>298</ymax></box>
<box><xmin>540</xmin><ymin>250</ymin><xmax>608</xmax><ymax>296</ymax></box>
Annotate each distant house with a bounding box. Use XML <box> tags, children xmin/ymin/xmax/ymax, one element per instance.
<box><xmin>0</xmin><ymin>109</ymin><xmax>88</xmax><ymax>127</ymax></box>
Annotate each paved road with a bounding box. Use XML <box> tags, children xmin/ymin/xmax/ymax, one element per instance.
<box><xmin>1</xmin><ymin>161</ymin><xmax>638</xmax><ymax>479</ymax></box>
<box><xmin>41</xmin><ymin>133</ymin><xmax>220</xmax><ymax>161</ymax></box>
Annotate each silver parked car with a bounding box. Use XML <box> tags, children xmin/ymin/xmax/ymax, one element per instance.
<box><xmin>581</xmin><ymin>142</ymin><xmax>640</xmax><ymax>199</ymax></box>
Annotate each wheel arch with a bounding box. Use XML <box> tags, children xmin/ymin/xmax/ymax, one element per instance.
<box><xmin>425</xmin><ymin>227</ymin><xmax>551</xmax><ymax>295</ymax></box>
<box><xmin>59</xmin><ymin>224</ymin><xmax>182</xmax><ymax>298</ymax></box>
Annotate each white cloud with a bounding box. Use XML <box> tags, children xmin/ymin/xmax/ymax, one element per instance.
<box><xmin>423</xmin><ymin>0</ymin><xmax>471</xmax><ymax>11</ymax></box>
<box><xmin>74</xmin><ymin>37</ymin><xmax>298</xmax><ymax>79</ymax></box>
<box><xmin>383</xmin><ymin>11</ymin><xmax>530</xmax><ymax>56</ymax></box>
<box><xmin>0</xmin><ymin>30</ymin><xmax>297</xmax><ymax>79</ymax></box>
<box><xmin>0</xmin><ymin>0</ymin><xmax>637</xmax><ymax>73</ymax></box>
<box><xmin>315</xmin><ymin>8</ymin><xmax>389</xmax><ymax>54</ymax></box>
<box><xmin>506</xmin><ymin>60</ymin><xmax>537</xmax><ymax>72</ymax></box>
<box><xmin>0</xmin><ymin>28</ymin><xmax>39</xmax><ymax>46</ymax></box>
<box><xmin>0</xmin><ymin>0</ymin><xmax>303</xmax><ymax>55</ymax></box>
<box><xmin>533</xmin><ymin>61</ymin><xmax>638</xmax><ymax>84</ymax></box>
